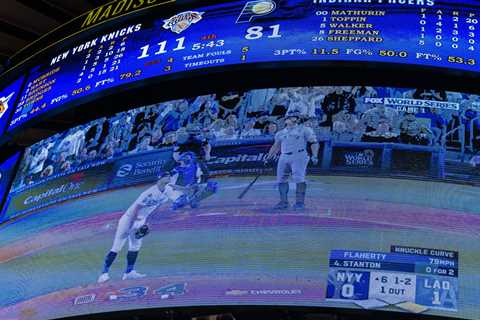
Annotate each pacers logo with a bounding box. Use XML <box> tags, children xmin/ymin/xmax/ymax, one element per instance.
<box><xmin>236</xmin><ymin>0</ymin><xmax>277</xmax><ymax>23</ymax></box>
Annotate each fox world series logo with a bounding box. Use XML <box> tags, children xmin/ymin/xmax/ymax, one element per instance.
<box><xmin>343</xmin><ymin>149</ymin><xmax>375</xmax><ymax>168</ymax></box>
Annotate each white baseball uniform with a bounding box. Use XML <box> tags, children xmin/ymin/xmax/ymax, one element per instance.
<box><xmin>111</xmin><ymin>185</ymin><xmax>169</xmax><ymax>252</ymax></box>
<box><xmin>275</xmin><ymin>125</ymin><xmax>317</xmax><ymax>183</ymax></box>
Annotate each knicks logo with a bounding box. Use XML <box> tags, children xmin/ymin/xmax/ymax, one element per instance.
<box><xmin>163</xmin><ymin>11</ymin><xmax>204</xmax><ymax>34</ymax></box>
<box><xmin>236</xmin><ymin>0</ymin><xmax>277</xmax><ymax>23</ymax></box>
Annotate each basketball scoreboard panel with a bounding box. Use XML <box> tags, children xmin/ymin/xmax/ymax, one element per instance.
<box><xmin>0</xmin><ymin>77</ymin><xmax>24</xmax><ymax>136</ymax></box>
<box><xmin>5</xmin><ymin>0</ymin><xmax>479</xmax><ymax>131</ymax></box>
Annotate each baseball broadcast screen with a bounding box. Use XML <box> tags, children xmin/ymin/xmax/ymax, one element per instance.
<box><xmin>0</xmin><ymin>152</ymin><xmax>21</xmax><ymax>222</ymax></box>
<box><xmin>0</xmin><ymin>86</ymin><xmax>479</xmax><ymax>319</ymax></box>
<box><xmin>7</xmin><ymin>0</ymin><xmax>480</xmax><ymax>130</ymax></box>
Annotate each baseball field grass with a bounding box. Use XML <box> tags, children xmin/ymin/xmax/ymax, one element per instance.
<box><xmin>0</xmin><ymin>175</ymin><xmax>479</xmax><ymax>320</ymax></box>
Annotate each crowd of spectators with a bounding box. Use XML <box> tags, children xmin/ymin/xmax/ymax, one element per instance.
<box><xmin>14</xmin><ymin>86</ymin><xmax>480</xmax><ymax>188</ymax></box>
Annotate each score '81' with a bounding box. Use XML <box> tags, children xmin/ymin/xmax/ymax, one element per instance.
<box><xmin>245</xmin><ymin>24</ymin><xmax>282</xmax><ymax>40</ymax></box>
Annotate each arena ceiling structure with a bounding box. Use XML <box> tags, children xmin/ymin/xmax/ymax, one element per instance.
<box><xmin>0</xmin><ymin>0</ymin><xmax>109</xmax><ymax>145</ymax></box>
<box><xmin>0</xmin><ymin>0</ymin><xmax>106</xmax><ymax>72</ymax></box>
<box><xmin>1</xmin><ymin>0</ymin><xmax>479</xmax><ymax>148</ymax></box>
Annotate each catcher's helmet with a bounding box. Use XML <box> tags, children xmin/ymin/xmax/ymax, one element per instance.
<box><xmin>178</xmin><ymin>152</ymin><xmax>196</xmax><ymax>165</ymax></box>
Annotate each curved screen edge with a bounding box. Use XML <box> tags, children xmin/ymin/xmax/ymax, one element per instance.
<box><xmin>1</xmin><ymin>85</ymin><xmax>479</xmax><ymax>320</ymax></box>
<box><xmin>6</xmin><ymin>0</ymin><xmax>480</xmax><ymax>132</ymax></box>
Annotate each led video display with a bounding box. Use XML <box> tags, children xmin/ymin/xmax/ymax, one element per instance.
<box><xmin>0</xmin><ymin>152</ymin><xmax>21</xmax><ymax>222</ymax></box>
<box><xmin>0</xmin><ymin>77</ymin><xmax>24</xmax><ymax>136</ymax></box>
<box><xmin>1</xmin><ymin>86</ymin><xmax>479</xmax><ymax>320</ymax></box>
<box><xmin>7</xmin><ymin>0</ymin><xmax>480</xmax><ymax>130</ymax></box>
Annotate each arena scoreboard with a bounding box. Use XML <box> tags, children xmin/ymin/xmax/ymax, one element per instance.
<box><xmin>327</xmin><ymin>246</ymin><xmax>459</xmax><ymax>312</ymax></box>
<box><xmin>6</xmin><ymin>0</ymin><xmax>480</xmax><ymax>131</ymax></box>
<box><xmin>0</xmin><ymin>77</ymin><xmax>24</xmax><ymax>136</ymax></box>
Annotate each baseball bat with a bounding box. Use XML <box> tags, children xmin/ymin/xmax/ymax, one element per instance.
<box><xmin>238</xmin><ymin>174</ymin><xmax>261</xmax><ymax>199</ymax></box>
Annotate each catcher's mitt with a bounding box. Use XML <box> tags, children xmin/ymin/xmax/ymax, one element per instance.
<box><xmin>135</xmin><ymin>224</ymin><xmax>150</xmax><ymax>239</ymax></box>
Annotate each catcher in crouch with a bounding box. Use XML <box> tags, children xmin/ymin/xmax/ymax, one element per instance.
<box><xmin>97</xmin><ymin>174</ymin><xmax>172</xmax><ymax>283</ymax></box>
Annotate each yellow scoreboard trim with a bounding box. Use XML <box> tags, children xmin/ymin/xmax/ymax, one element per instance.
<box><xmin>5</xmin><ymin>0</ymin><xmax>175</xmax><ymax>76</ymax></box>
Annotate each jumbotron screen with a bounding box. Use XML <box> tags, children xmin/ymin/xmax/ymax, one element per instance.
<box><xmin>1</xmin><ymin>86</ymin><xmax>479</xmax><ymax>319</ymax></box>
<box><xmin>0</xmin><ymin>152</ymin><xmax>21</xmax><ymax>221</ymax></box>
<box><xmin>0</xmin><ymin>76</ymin><xmax>24</xmax><ymax>136</ymax></box>
<box><xmin>6</xmin><ymin>0</ymin><xmax>480</xmax><ymax>131</ymax></box>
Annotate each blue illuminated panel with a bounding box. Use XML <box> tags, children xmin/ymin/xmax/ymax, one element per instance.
<box><xmin>0</xmin><ymin>77</ymin><xmax>24</xmax><ymax>135</ymax></box>
<box><xmin>327</xmin><ymin>248</ymin><xmax>459</xmax><ymax>311</ymax></box>
<box><xmin>8</xmin><ymin>0</ymin><xmax>480</xmax><ymax>130</ymax></box>
<box><xmin>0</xmin><ymin>152</ymin><xmax>21</xmax><ymax>222</ymax></box>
